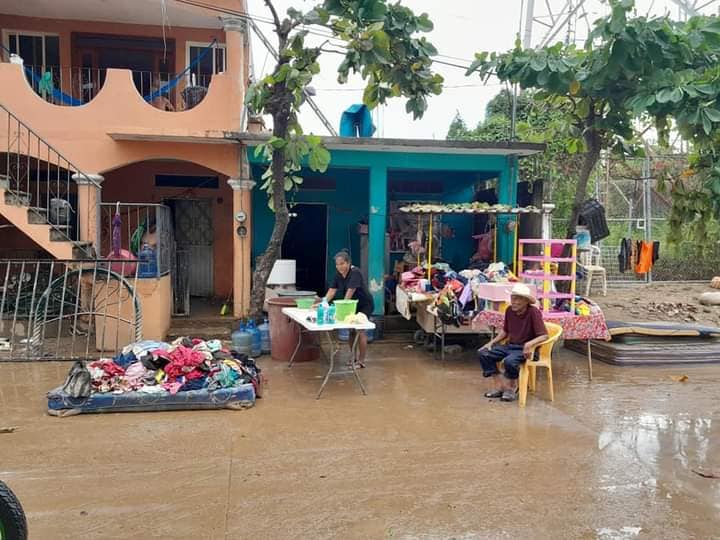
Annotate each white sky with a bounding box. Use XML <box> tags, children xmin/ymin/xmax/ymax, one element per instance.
<box><xmin>246</xmin><ymin>0</ymin><xmax>720</xmax><ymax>139</ymax></box>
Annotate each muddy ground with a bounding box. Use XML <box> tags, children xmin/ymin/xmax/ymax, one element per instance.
<box><xmin>596</xmin><ymin>282</ymin><xmax>720</xmax><ymax>328</ymax></box>
<box><xmin>1</xmin><ymin>341</ymin><xmax>719</xmax><ymax>539</ymax></box>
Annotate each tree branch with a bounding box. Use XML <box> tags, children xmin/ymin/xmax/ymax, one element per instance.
<box><xmin>264</xmin><ymin>0</ymin><xmax>282</xmax><ymax>32</ymax></box>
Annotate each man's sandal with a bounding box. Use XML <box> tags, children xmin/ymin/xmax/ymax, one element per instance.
<box><xmin>484</xmin><ymin>390</ymin><xmax>504</xmax><ymax>398</ymax></box>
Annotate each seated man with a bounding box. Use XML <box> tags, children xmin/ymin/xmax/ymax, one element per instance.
<box><xmin>478</xmin><ymin>283</ymin><xmax>548</xmax><ymax>402</ymax></box>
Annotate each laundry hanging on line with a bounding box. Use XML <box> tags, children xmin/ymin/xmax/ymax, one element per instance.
<box><xmin>618</xmin><ymin>238</ymin><xmax>659</xmax><ymax>274</ymax></box>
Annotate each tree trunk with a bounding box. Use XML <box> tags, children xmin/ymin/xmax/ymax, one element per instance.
<box><xmin>566</xmin><ymin>127</ymin><xmax>601</xmax><ymax>239</ymax></box>
<box><xmin>249</xmin><ymin>108</ymin><xmax>291</xmax><ymax>320</ymax></box>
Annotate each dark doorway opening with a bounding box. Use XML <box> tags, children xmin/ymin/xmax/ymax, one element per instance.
<box><xmin>282</xmin><ymin>204</ymin><xmax>328</xmax><ymax>295</ymax></box>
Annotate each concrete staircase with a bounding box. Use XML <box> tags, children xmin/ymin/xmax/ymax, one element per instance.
<box><xmin>0</xmin><ymin>174</ymin><xmax>93</xmax><ymax>259</ymax></box>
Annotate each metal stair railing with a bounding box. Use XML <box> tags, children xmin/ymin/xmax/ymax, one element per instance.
<box><xmin>0</xmin><ymin>101</ymin><xmax>101</xmax><ymax>254</ymax></box>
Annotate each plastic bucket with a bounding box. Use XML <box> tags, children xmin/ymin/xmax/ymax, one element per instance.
<box><xmin>295</xmin><ymin>298</ymin><xmax>314</xmax><ymax>310</ymax></box>
<box><xmin>334</xmin><ymin>299</ymin><xmax>358</xmax><ymax>322</ymax></box>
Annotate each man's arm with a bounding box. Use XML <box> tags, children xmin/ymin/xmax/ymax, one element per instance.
<box><xmin>344</xmin><ymin>288</ymin><xmax>356</xmax><ymax>300</ymax></box>
<box><xmin>522</xmin><ymin>333</ymin><xmax>549</xmax><ymax>358</ymax></box>
<box><xmin>482</xmin><ymin>328</ymin><xmax>507</xmax><ymax>350</ymax></box>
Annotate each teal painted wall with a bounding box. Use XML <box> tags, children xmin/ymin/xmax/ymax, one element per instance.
<box><xmin>441</xmin><ymin>183</ymin><xmax>478</xmax><ymax>271</ymax></box>
<box><xmin>251</xmin><ymin>166</ymin><xmax>369</xmax><ymax>288</ymax></box>
<box><xmin>248</xmin><ymin>146</ymin><xmax>522</xmax><ymax>312</ymax></box>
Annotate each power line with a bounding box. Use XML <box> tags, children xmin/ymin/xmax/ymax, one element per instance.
<box><xmin>172</xmin><ymin>0</ymin><xmax>476</xmax><ymax>72</ymax></box>
<box><xmin>314</xmin><ymin>83</ymin><xmax>503</xmax><ymax>92</ymax></box>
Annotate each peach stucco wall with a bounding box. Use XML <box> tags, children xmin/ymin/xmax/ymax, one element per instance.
<box><xmin>0</xmin><ymin>8</ymin><xmax>248</xmax><ymax>177</ymax></box>
<box><xmin>102</xmin><ymin>161</ymin><xmax>233</xmax><ymax>299</ymax></box>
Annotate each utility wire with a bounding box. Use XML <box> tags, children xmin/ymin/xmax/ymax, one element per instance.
<box><xmin>173</xmin><ymin>0</ymin><xmax>478</xmax><ymax>72</ymax></box>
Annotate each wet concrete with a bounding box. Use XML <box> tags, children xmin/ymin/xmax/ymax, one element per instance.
<box><xmin>1</xmin><ymin>344</ymin><xmax>719</xmax><ymax>539</ymax></box>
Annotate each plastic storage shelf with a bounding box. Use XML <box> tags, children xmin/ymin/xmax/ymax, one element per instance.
<box><xmin>517</xmin><ymin>239</ymin><xmax>577</xmax><ymax>314</ymax></box>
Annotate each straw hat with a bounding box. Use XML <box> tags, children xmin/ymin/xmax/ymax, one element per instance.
<box><xmin>510</xmin><ymin>283</ymin><xmax>537</xmax><ymax>305</ymax></box>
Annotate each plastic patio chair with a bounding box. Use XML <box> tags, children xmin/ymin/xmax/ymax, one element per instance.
<box><xmin>494</xmin><ymin>322</ymin><xmax>563</xmax><ymax>407</ymax></box>
<box><xmin>518</xmin><ymin>322</ymin><xmax>563</xmax><ymax>407</ymax></box>
<box><xmin>580</xmin><ymin>245</ymin><xmax>607</xmax><ymax>297</ymax></box>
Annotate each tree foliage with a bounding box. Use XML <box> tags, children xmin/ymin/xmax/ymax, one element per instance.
<box><xmin>447</xmin><ymin>90</ymin><xmax>584</xmax><ymax>220</ymax></box>
<box><xmin>245</xmin><ymin>0</ymin><xmax>443</xmax><ymax>318</ymax></box>
<box><xmin>467</xmin><ymin>0</ymin><xmax>720</xmax><ymax>244</ymax></box>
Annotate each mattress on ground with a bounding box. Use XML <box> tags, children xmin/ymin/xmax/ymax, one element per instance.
<box><xmin>47</xmin><ymin>384</ymin><xmax>256</xmax><ymax>416</ymax></box>
<box><xmin>565</xmin><ymin>338</ymin><xmax>720</xmax><ymax>366</ymax></box>
<box><xmin>606</xmin><ymin>320</ymin><xmax>720</xmax><ymax>338</ymax></box>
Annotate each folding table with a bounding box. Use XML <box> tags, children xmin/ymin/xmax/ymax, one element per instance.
<box><xmin>282</xmin><ymin>307</ymin><xmax>375</xmax><ymax>399</ymax></box>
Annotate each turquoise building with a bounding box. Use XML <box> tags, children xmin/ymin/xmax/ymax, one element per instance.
<box><xmin>243</xmin><ymin>135</ymin><xmax>544</xmax><ymax>315</ymax></box>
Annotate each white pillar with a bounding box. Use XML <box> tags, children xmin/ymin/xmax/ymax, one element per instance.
<box><xmin>72</xmin><ymin>173</ymin><xmax>104</xmax><ymax>253</ymax></box>
<box><xmin>541</xmin><ymin>203</ymin><xmax>555</xmax><ymax>240</ymax></box>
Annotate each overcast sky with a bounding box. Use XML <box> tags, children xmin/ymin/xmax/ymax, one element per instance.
<box><xmin>246</xmin><ymin>0</ymin><xmax>719</xmax><ymax>139</ymax></box>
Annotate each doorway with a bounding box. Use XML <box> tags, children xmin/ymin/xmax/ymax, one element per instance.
<box><xmin>282</xmin><ymin>204</ymin><xmax>328</xmax><ymax>295</ymax></box>
<box><xmin>166</xmin><ymin>198</ymin><xmax>214</xmax><ymax>298</ymax></box>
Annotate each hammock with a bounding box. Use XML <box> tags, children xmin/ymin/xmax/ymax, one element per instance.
<box><xmin>2</xmin><ymin>40</ymin><xmax>218</xmax><ymax>107</ymax></box>
<box><xmin>143</xmin><ymin>39</ymin><xmax>217</xmax><ymax>102</ymax></box>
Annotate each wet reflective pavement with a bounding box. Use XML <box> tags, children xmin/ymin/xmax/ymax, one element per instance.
<box><xmin>1</xmin><ymin>345</ymin><xmax>719</xmax><ymax>539</ymax></box>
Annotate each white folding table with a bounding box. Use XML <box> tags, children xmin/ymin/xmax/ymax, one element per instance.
<box><xmin>282</xmin><ymin>307</ymin><xmax>376</xmax><ymax>399</ymax></box>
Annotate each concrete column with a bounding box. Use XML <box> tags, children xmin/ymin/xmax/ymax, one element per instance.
<box><xmin>368</xmin><ymin>166</ymin><xmax>387</xmax><ymax>315</ymax></box>
<box><xmin>228</xmin><ymin>176</ymin><xmax>255</xmax><ymax>318</ymax></box>
<box><xmin>222</xmin><ymin>15</ymin><xmax>248</xmax><ymax>130</ymax></box>
<box><xmin>72</xmin><ymin>173</ymin><xmax>104</xmax><ymax>252</ymax></box>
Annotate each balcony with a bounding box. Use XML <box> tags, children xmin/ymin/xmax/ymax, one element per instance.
<box><xmin>16</xmin><ymin>64</ymin><xmax>214</xmax><ymax>111</ymax></box>
<box><xmin>0</xmin><ymin>0</ymin><xmax>246</xmax><ymax>175</ymax></box>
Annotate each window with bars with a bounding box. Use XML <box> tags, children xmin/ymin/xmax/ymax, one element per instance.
<box><xmin>6</xmin><ymin>32</ymin><xmax>60</xmax><ymax>71</ymax></box>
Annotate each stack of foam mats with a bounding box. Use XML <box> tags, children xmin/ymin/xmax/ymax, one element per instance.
<box><xmin>47</xmin><ymin>384</ymin><xmax>255</xmax><ymax>417</ymax></box>
<box><xmin>564</xmin><ymin>320</ymin><xmax>720</xmax><ymax>365</ymax></box>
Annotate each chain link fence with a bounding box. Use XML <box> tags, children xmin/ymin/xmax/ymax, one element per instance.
<box><xmin>549</xmin><ymin>154</ymin><xmax>720</xmax><ymax>285</ymax></box>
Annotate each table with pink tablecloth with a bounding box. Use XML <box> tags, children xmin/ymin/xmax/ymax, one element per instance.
<box><xmin>472</xmin><ymin>309</ymin><xmax>611</xmax><ymax>380</ymax></box>
<box><xmin>474</xmin><ymin>282</ymin><xmax>536</xmax><ymax>302</ymax></box>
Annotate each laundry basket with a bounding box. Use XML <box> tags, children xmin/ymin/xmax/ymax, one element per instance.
<box><xmin>333</xmin><ymin>299</ymin><xmax>358</xmax><ymax>322</ymax></box>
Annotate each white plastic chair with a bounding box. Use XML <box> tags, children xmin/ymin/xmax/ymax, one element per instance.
<box><xmin>580</xmin><ymin>245</ymin><xmax>607</xmax><ymax>296</ymax></box>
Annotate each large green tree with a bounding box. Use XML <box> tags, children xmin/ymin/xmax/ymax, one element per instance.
<box><xmin>466</xmin><ymin>0</ymin><xmax>692</xmax><ymax>238</ymax></box>
<box><xmin>447</xmin><ymin>90</ymin><xmax>582</xmax><ymax>219</ymax></box>
<box><xmin>246</xmin><ymin>0</ymin><xmax>443</xmax><ymax>317</ymax></box>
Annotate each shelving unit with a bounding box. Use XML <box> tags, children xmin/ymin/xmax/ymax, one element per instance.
<box><xmin>518</xmin><ymin>239</ymin><xmax>577</xmax><ymax>318</ymax></box>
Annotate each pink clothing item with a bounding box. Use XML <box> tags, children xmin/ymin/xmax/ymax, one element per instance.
<box><xmin>124</xmin><ymin>362</ymin><xmax>148</xmax><ymax>389</ymax></box>
<box><xmin>89</xmin><ymin>359</ymin><xmax>125</xmax><ymax>377</ymax></box>
<box><xmin>162</xmin><ymin>381</ymin><xmax>184</xmax><ymax>395</ymax></box>
<box><xmin>163</xmin><ymin>346</ymin><xmax>206</xmax><ymax>381</ymax></box>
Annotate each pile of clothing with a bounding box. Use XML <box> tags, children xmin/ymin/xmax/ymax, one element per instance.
<box><xmin>60</xmin><ymin>337</ymin><xmax>263</xmax><ymax>399</ymax></box>
<box><xmin>400</xmin><ymin>262</ymin><xmax>523</xmax><ymax>324</ymax></box>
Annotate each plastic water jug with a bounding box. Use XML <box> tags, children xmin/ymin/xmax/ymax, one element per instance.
<box><xmin>138</xmin><ymin>243</ymin><xmax>158</xmax><ymax>278</ymax></box>
<box><xmin>337</xmin><ymin>328</ymin><xmax>350</xmax><ymax>342</ymax></box>
<box><xmin>259</xmin><ymin>318</ymin><xmax>271</xmax><ymax>354</ymax></box>
<box><xmin>231</xmin><ymin>323</ymin><xmax>252</xmax><ymax>357</ymax></box>
<box><xmin>317</xmin><ymin>303</ymin><xmax>326</xmax><ymax>325</ymax></box>
<box><xmin>327</xmin><ymin>304</ymin><xmax>336</xmax><ymax>324</ymax></box>
<box><xmin>247</xmin><ymin>320</ymin><xmax>262</xmax><ymax>357</ymax></box>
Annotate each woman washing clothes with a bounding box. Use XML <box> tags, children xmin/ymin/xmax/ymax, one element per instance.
<box><xmin>321</xmin><ymin>250</ymin><xmax>374</xmax><ymax>368</ymax></box>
